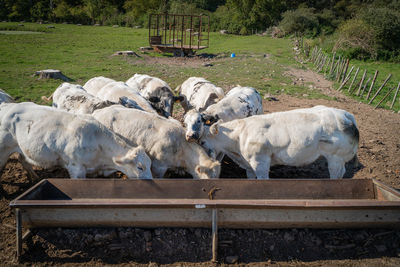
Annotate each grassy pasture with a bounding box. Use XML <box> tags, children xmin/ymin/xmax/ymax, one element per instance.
<box><xmin>0</xmin><ymin>22</ymin><xmax>398</xmax><ymax>111</ymax></box>
<box><xmin>0</xmin><ymin>22</ymin><xmax>326</xmax><ymax>103</ymax></box>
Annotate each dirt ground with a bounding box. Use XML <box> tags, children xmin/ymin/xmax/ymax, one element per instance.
<box><xmin>1</xmin><ymin>64</ymin><xmax>400</xmax><ymax>266</ymax></box>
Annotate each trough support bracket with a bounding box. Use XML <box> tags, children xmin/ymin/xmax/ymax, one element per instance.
<box><xmin>16</xmin><ymin>208</ymin><xmax>22</xmax><ymax>260</ymax></box>
<box><xmin>211</xmin><ymin>208</ymin><xmax>218</xmax><ymax>263</ymax></box>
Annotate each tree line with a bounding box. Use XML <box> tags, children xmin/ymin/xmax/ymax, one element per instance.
<box><xmin>1</xmin><ymin>0</ymin><xmax>399</xmax><ymax>61</ymax></box>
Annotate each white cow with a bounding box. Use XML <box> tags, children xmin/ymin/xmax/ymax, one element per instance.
<box><xmin>41</xmin><ymin>83</ymin><xmax>115</xmax><ymax>114</ymax></box>
<box><xmin>92</xmin><ymin>105</ymin><xmax>221</xmax><ymax>179</ymax></box>
<box><xmin>126</xmin><ymin>74</ymin><xmax>183</xmax><ymax>118</ymax></box>
<box><xmin>83</xmin><ymin>76</ymin><xmax>116</xmax><ymax>96</ymax></box>
<box><xmin>0</xmin><ymin>102</ymin><xmax>152</xmax><ymax>179</ymax></box>
<box><xmin>177</xmin><ymin>77</ymin><xmax>225</xmax><ymax>112</ymax></box>
<box><xmin>184</xmin><ymin>86</ymin><xmax>263</xmax><ymax>142</ymax></box>
<box><xmin>0</xmin><ymin>89</ymin><xmax>14</xmax><ymax>104</ymax></box>
<box><xmin>199</xmin><ymin>106</ymin><xmax>359</xmax><ymax>179</ymax></box>
<box><xmin>95</xmin><ymin>81</ymin><xmax>157</xmax><ymax>114</ymax></box>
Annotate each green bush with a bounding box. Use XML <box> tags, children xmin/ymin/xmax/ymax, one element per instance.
<box><xmin>359</xmin><ymin>7</ymin><xmax>400</xmax><ymax>59</ymax></box>
<box><xmin>317</xmin><ymin>8</ymin><xmax>341</xmax><ymax>35</ymax></box>
<box><xmin>334</xmin><ymin>19</ymin><xmax>377</xmax><ymax>59</ymax></box>
<box><xmin>278</xmin><ymin>7</ymin><xmax>319</xmax><ymax>37</ymax></box>
<box><xmin>211</xmin><ymin>5</ymin><xmax>242</xmax><ymax>34</ymax></box>
<box><xmin>334</xmin><ymin>7</ymin><xmax>400</xmax><ymax>61</ymax></box>
<box><xmin>30</xmin><ymin>1</ymin><xmax>50</xmax><ymax>21</ymax></box>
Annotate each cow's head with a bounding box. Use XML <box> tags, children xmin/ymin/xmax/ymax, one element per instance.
<box><xmin>147</xmin><ymin>87</ymin><xmax>184</xmax><ymax>118</ymax></box>
<box><xmin>183</xmin><ymin>110</ymin><xmax>219</xmax><ymax>142</ymax></box>
<box><xmin>113</xmin><ymin>146</ymin><xmax>152</xmax><ymax>179</ymax></box>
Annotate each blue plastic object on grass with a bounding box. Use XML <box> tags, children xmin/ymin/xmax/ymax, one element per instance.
<box><xmin>231</xmin><ymin>53</ymin><xmax>236</xmax><ymax>58</ymax></box>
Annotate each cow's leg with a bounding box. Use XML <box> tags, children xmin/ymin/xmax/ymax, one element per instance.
<box><xmin>0</xmin><ymin>151</ymin><xmax>11</xmax><ymax>176</ymax></box>
<box><xmin>326</xmin><ymin>155</ymin><xmax>346</xmax><ymax>179</ymax></box>
<box><xmin>248</xmin><ymin>155</ymin><xmax>271</xmax><ymax>180</ymax></box>
<box><xmin>151</xmin><ymin>162</ymin><xmax>168</xmax><ymax>178</ymax></box>
<box><xmin>0</xmin><ymin>132</ymin><xmax>16</xmax><ymax>176</ymax></box>
<box><xmin>246</xmin><ymin>169</ymin><xmax>257</xmax><ymax>179</ymax></box>
<box><xmin>17</xmin><ymin>154</ymin><xmax>39</xmax><ymax>181</ymax></box>
<box><xmin>216</xmin><ymin>153</ymin><xmax>225</xmax><ymax>162</ymax></box>
<box><xmin>67</xmin><ymin>163</ymin><xmax>87</xmax><ymax>179</ymax></box>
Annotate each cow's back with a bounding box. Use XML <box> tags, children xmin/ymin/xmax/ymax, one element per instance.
<box><xmin>84</xmin><ymin>76</ymin><xmax>115</xmax><ymax>96</ymax></box>
<box><xmin>96</xmin><ymin>82</ymin><xmax>155</xmax><ymax>113</ymax></box>
<box><xmin>93</xmin><ymin>106</ymin><xmax>185</xmax><ymax>160</ymax></box>
<box><xmin>233</xmin><ymin>107</ymin><xmax>357</xmax><ymax>165</ymax></box>
<box><xmin>206</xmin><ymin>86</ymin><xmax>262</xmax><ymax>121</ymax></box>
<box><xmin>53</xmin><ymin>83</ymin><xmax>105</xmax><ymax>114</ymax></box>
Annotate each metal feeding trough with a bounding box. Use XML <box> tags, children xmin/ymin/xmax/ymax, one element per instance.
<box><xmin>148</xmin><ymin>13</ymin><xmax>210</xmax><ymax>56</ymax></box>
<box><xmin>10</xmin><ymin>178</ymin><xmax>400</xmax><ymax>261</ymax></box>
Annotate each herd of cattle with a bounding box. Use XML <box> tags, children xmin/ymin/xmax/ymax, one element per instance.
<box><xmin>0</xmin><ymin>74</ymin><xmax>359</xmax><ymax>180</ymax></box>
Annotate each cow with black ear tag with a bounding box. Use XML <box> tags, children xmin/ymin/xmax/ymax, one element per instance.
<box><xmin>202</xmin><ymin>114</ymin><xmax>220</xmax><ymax>126</ymax></box>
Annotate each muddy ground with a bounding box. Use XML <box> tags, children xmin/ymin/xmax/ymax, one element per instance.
<box><xmin>1</xmin><ymin>64</ymin><xmax>400</xmax><ymax>266</ymax></box>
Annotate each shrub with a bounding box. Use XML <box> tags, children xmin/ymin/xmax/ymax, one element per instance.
<box><xmin>334</xmin><ymin>7</ymin><xmax>400</xmax><ymax>61</ymax></box>
<box><xmin>317</xmin><ymin>8</ymin><xmax>341</xmax><ymax>35</ymax></box>
<box><xmin>30</xmin><ymin>1</ymin><xmax>50</xmax><ymax>21</ymax></box>
<box><xmin>334</xmin><ymin>19</ymin><xmax>377</xmax><ymax>59</ymax></box>
<box><xmin>359</xmin><ymin>7</ymin><xmax>400</xmax><ymax>53</ymax></box>
<box><xmin>278</xmin><ymin>7</ymin><xmax>319</xmax><ymax>37</ymax></box>
<box><xmin>53</xmin><ymin>1</ymin><xmax>72</xmax><ymax>22</ymax></box>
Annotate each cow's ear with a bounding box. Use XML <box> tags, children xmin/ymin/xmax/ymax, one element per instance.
<box><xmin>119</xmin><ymin>97</ymin><xmax>140</xmax><ymax>109</ymax></box>
<box><xmin>203</xmin><ymin>114</ymin><xmax>218</xmax><ymax>125</ymax></box>
<box><xmin>210</xmin><ymin>123</ymin><xmax>219</xmax><ymax>135</ymax></box>
<box><xmin>119</xmin><ymin>96</ymin><xmax>128</xmax><ymax>105</ymax></box>
<box><xmin>148</xmin><ymin>96</ymin><xmax>160</xmax><ymax>103</ymax></box>
<box><xmin>173</xmin><ymin>95</ymin><xmax>185</xmax><ymax>103</ymax></box>
<box><xmin>195</xmin><ymin>166</ymin><xmax>206</xmax><ymax>174</ymax></box>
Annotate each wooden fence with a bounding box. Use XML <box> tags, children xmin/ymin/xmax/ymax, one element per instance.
<box><xmin>294</xmin><ymin>39</ymin><xmax>399</xmax><ymax>111</ymax></box>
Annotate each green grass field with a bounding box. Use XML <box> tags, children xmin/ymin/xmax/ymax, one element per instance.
<box><xmin>0</xmin><ymin>22</ymin><xmax>398</xmax><ymax>111</ymax></box>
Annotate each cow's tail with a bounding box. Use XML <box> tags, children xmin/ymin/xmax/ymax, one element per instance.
<box><xmin>343</xmin><ymin>113</ymin><xmax>359</xmax><ymax>145</ymax></box>
<box><xmin>342</xmin><ymin>112</ymin><xmax>360</xmax><ymax>167</ymax></box>
<box><xmin>41</xmin><ymin>92</ymin><xmax>54</xmax><ymax>102</ymax></box>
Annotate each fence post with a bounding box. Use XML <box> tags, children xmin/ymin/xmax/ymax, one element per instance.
<box><xmin>366</xmin><ymin>70</ymin><xmax>379</xmax><ymax>100</ymax></box>
<box><xmin>341</xmin><ymin>59</ymin><xmax>350</xmax><ymax>83</ymax></box>
<box><xmin>390</xmin><ymin>82</ymin><xmax>400</xmax><ymax>109</ymax></box>
<box><xmin>329</xmin><ymin>52</ymin><xmax>336</xmax><ymax>74</ymax></box>
<box><xmin>368</xmin><ymin>74</ymin><xmax>392</xmax><ymax>104</ymax></box>
<box><xmin>348</xmin><ymin>67</ymin><xmax>360</xmax><ymax>93</ymax></box>
<box><xmin>374</xmin><ymin>85</ymin><xmax>396</xmax><ymax>109</ymax></box>
<box><xmin>338</xmin><ymin>66</ymin><xmax>354</xmax><ymax>91</ymax></box>
<box><xmin>360</xmin><ymin>77</ymin><xmax>371</xmax><ymax>97</ymax></box>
